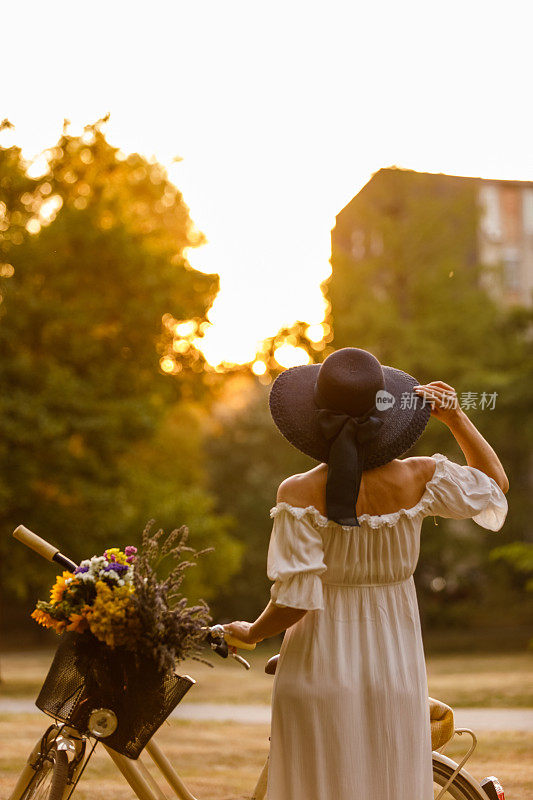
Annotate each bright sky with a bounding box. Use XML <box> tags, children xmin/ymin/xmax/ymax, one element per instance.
<box><xmin>3</xmin><ymin>1</ymin><xmax>532</xmax><ymax>365</ymax></box>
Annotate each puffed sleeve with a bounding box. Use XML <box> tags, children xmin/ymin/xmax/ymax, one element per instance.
<box><xmin>423</xmin><ymin>453</ymin><xmax>508</xmax><ymax>531</ymax></box>
<box><xmin>267</xmin><ymin>504</ymin><xmax>327</xmax><ymax>610</ymax></box>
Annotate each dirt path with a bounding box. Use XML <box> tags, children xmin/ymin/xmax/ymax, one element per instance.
<box><xmin>1</xmin><ymin>699</ymin><xmax>533</xmax><ymax>731</ymax></box>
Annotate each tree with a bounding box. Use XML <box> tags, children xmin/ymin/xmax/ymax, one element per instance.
<box><xmin>0</xmin><ymin>121</ymin><xmax>239</xmax><ymax>614</ymax></box>
<box><xmin>206</xmin><ymin>375</ymin><xmax>315</xmax><ymax>620</ymax></box>
<box><xmin>490</xmin><ymin>542</ymin><xmax>533</xmax><ymax>648</ymax></box>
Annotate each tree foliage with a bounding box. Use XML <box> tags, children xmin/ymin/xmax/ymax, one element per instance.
<box><xmin>206</xmin><ymin>376</ymin><xmax>314</xmax><ymax>620</ymax></box>
<box><xmin>0</xmin><ymin>121</ymin><xmax>239</xmax><ymax>611</ymax></box>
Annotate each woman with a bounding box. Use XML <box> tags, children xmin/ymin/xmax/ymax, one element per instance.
<box><xmin>225</xmin><ymin>347</ymin><xmax>508</xmax><ymax>800</ymax></box>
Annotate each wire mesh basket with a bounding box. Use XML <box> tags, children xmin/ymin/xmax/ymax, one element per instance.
<box><xmin>36</xmin><ymin>632</ymin><xmax>194</xmax><ymax>759</ymax></box>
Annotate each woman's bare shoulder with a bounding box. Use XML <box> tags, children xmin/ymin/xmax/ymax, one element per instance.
<box><xmin>364</xmin><ymin>457</ymin><xmax>438</xmax><ymax>512</ymax></box>
<box><xmin>400</xmin><ymin>455</ymin><xmax>437</xmax><ymax>483</ymax></box>
<box><xmin>276</xmin><ymin>457</ymin><xmax>437</xmax><ymax>514</ymax></box>
<box><xmin>276</xmin><ymin>466</ymin><xmax>327</xmax><ymax>507</ymax></box>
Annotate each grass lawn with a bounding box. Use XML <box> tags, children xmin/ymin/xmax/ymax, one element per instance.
<box><xmin>0</xmin><ymin>714</ymin><xmax>531</xmax><ymax>800</ymax></box>
<box><xmin>1</xmin><ymin>645</ymin><xmax>532</xmax><ymax>707</ymax></box>
<box><xmin>2</xmin><ymin>646</ymin><xmax>532</xmax><ymax>796</ymax></box>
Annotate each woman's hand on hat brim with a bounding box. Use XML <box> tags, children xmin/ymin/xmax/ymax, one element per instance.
<box><xmin>413</xmin><ymin>381</ymin><xmax>465</xmax><ymax>426</ymax></box>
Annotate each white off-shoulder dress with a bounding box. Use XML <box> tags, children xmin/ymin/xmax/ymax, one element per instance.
<box><xmin>266</xmin><ymin>452</ymin><xmax>508</xmax><ymax>800</ymax></box>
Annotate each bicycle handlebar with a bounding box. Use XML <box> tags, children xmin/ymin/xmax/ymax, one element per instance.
<box><xmin>13</xmin><ymin>526</ymin><xmax>255</xmax><ymax>668</ymax></box>
<box><xmin>223</xmin><ymin>632</ymin><xmax>256</xmax><ymax>651</ymax></box>
<box><xmin>13</xmin><ymin>525</ymin><xmax>77</xmax><ymax>571</ymax></box>
<box><xmin>207</xmin><ymin>625</ymin><xmax>254</xmax><ymax>669</ymax></box>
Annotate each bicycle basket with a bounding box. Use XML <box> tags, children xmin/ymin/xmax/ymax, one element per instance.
<box><xmin>36</xmin><ymin>632</ymin><xmax>194</xmax><ymax>759</ymax></box>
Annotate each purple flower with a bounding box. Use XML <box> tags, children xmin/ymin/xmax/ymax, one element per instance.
<box><xmin>103</xmin><ymin>562</ymin><xmax>128</xmax><ymax>573</ymax></box>
<box><xmin>74</xmin><ymin>566</ymin><xmax>89</xmax><ymax>574</ymax></box>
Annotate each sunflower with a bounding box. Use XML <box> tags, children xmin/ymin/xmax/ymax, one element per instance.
<box><xmin>66</xmin><ymin>607</ymin><xmax>90</xmax><ymax>633</ymax></box>
<box><xmin>31</xmin><ymin>608</ymin><xmax>53</xmax><ymax>628</ymax></box>
<box><xmin>50</xmin><ymin>571</ymin><xmax>74</xmax><ymax>604</ymax></box>
<box><xmin>49</xmin><ymin>618</ymin><xmax>67</xmax><ymax>634</ymax></box>
<box><xmin>31</xmin><ymin>607</ymin><xmax>67</xmax><ymax>634</ymax></box>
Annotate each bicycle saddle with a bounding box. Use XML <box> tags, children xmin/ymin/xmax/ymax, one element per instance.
<box><xmin>265</xmin><ymin>656</ymin><xmax>454</xmax><ymax>750</ymax></box>
<box><xmin>429</xmin><ymin>697</ymin><xmax>455</xmax><ymax>750</ymax></box>
<box><xmin>265</xmin><ymin>654</ymin><xmax>279</xmax><ymax>675</ymax></box>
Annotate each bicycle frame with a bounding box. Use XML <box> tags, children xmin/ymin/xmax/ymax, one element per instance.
<box><xmin>8</xmin><ymin>726</ymin><xmax>192</xmax><ymax>800</ymax></box>
<box><xmin>110</xmin><ymin>737</ymin><xmax>268</xmax><ymax>800</ymax></box>
<box><xmin>106</xmin><ymin>739</ymin><xmax>200</xmax><ymax>800</ymax></box>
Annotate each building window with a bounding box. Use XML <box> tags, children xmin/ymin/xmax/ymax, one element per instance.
<box><xmin>351</xmin><ymin>229</ymin><xmax>365</xmax><ymax>260</ymax></box>
<box><xmin>370</xmin><ymin>230</ymin><xmax>384</xmax><ymax>257</ymax></box>
<box><xmin>479</xmin><ymin>184</ymin><xmax>502</xmax><ymax>242</ymax></box>
<box><xmin>502</xmin><ymin>246</ymin><xmax>521</xmax><ymax>291</ymax></box>
<box><xmin>523</xmin><ymin>188</ymin><xmax>533</xmax><ymax>236</ymax></box>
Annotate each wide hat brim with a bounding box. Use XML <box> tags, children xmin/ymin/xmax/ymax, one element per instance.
<box><xmin>269</xmin><ymin>363</ymin><xmax>431</xmax><ymax>469</ymax></box>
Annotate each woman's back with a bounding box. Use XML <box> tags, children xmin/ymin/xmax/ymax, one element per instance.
<box><xmin>277</xmin><ymin>456</ymin><xmax>436</xmax><ymax>520</ymax></box>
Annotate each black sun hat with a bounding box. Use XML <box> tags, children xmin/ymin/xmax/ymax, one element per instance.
<box><xmin>269</xmin><ymin>347</ymin><xmax>431</xmax><ymax>527</ymax></box>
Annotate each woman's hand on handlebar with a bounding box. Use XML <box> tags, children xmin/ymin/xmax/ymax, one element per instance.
<box><xmin>224</xmin><ymin>602</ymin><xmax>307</xmax><ymax>644</ymax></box>
<box><xmin>223</xmin><ymin>621</ymin><xmax>261</xmax><ymax>645</ymax></box>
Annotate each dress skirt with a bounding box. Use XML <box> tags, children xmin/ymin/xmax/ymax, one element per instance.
<box><xmin>265</xmin><ymin>453</ymin><xmax>508</xmax><ymax>800</ymax></box>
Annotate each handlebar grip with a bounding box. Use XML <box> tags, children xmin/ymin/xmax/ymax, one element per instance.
<box><xmin>224</xmin><ymin>633</ymin><xmax>256</xmax><ymax>651</ymax></box>
<box><xmin>13</xmin><ymin>525</ymin><xmax>59</xmax><ymax>562</ymax></box>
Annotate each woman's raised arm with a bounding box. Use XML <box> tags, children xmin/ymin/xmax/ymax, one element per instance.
<box><xmin>414</xmin><ymin>381</ymin><xmax>509</xmax><ymax>493</ymax></box>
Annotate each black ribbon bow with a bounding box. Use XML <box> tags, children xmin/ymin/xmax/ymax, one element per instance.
<box><xmin>317</xmin><ymin>406</ymin><xmax>384</xmax><ymax>526</ymax></box>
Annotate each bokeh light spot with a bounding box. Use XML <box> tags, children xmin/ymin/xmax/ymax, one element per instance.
<box><xmin>39</xmin><ymin>195</ymin><xmax>63</xmax><ymax>223</ymax></box>
<box><xmin>160</xmin><ymin>357</ymin><xmax>176</xmax><ymax>373</ymax></box>
<box><xmin>26</xmin><ymin>219</ymin><xmax>41</xmax><ymax>235</ymax></box>
<box><xmin>80</xmin><ymin>148</ymin><xmax>94</xmax><ymax>164</ymax></box>
<box><xmin>174</xmin><ymin>320</ymin><xmax>197</xmax><ymax>337</ymax></box>
<box><xmin>172</xmin><ymin>339</ymin><xmax>190</xmax><ymax>354</ymax></box>
<box><xmin>251</xmin><ymin>360</ymin><xmax>267</xmax><ymax>376</ymax></box>
<box><xmin>274</xmin><ymin>345</ymin><xmax>311</xmax><ymax>368</ymax></box>
<box><xmin>305</xmin><ymin>323</ymin><xmax>325</xmax><ymax>343</ymax></box>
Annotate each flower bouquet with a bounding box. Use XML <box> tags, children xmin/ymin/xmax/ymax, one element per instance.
<box><xmin>31</xmin><ymin>522</ymin><xmax>212</xmax><ymax>758</ymax></box>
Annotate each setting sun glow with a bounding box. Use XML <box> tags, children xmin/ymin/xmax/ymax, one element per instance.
<box><xmin>3</xmin><ymin>2</ymin><xmax>532</xmax><ymax>367</ymax></box>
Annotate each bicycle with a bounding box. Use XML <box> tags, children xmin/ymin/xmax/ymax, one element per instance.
<box><xmin>8</xmin><ymin>525</ymin><xmax>506</xmax><ymax>800</ymax></box>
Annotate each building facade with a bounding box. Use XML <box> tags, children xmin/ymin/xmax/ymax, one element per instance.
<box><xmin>331</xmin><ymin>168</ymin><xmax>533</xmax><ymax>308</ymax></box>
